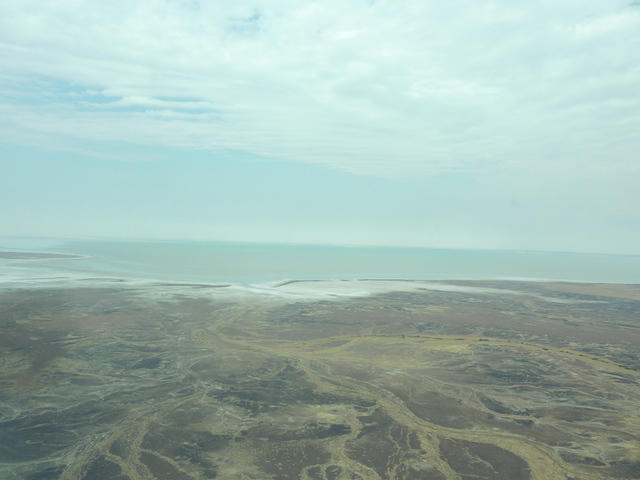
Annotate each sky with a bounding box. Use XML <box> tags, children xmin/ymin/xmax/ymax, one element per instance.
<box><xmin>1</xmin><ymin>1</ymin><xmax>639</xmax><ymax>253</ymax></box>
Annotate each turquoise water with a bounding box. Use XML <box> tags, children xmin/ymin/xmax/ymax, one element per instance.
<box><xmin>2</xmin><ymin>238</ymin><xmax>640</xmax><ymax>285</ymax></box>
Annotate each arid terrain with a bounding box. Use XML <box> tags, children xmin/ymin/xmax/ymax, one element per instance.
<box><xmin>1</xmin><ymin>280</ymin><xmax>639</xmax><ymax>479</ymax></box>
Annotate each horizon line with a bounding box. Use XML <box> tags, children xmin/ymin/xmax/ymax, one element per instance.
<box><xmin>2</xmin><ymin>234</ymin><xmax>640</xmax><ymax>258</ymax></box>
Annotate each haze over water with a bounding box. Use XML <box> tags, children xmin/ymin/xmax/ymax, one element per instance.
<box><xmin>2</xmin><ymin>238</ymin><xmax>640</xmax><ymax>286</ymax></box>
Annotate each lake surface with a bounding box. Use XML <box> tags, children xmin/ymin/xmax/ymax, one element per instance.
<box><xmin>1</xmin><ymin>237</ymin><xmax>640</xmax><ymax>287</ymax></box>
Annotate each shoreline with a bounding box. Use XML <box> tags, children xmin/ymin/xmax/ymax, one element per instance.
<box><xmin>2</xmin><ymin>277</ymin><xmax>639</xmax><ymax>303</ymax></box>
<box><xmin>2</xmin><ymin>250</ymin><xmax>640</xmax><ymax>298</ymax></box>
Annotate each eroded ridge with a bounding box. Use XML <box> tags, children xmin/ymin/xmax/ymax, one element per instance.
<box><xmin>1</xmin><ymin>281</ymin><xmax>639</xmax><ymax>479</ymax></box>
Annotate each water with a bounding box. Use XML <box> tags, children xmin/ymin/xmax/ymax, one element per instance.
<box><xmin>1</xmin><ymin>237</ymin><xmax>640</xmax><ymax>287</ymax></box>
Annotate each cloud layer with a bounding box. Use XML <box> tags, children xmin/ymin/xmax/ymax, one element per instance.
<box><xmin>2</xmin><ymin>0</ymin><xmax>639</xmax><ymax>177</ymax></box>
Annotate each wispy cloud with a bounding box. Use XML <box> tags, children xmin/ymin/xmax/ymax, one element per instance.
<box><xmin>1</xmin><ymin>0</ymin><xmax>639</xmax><ymax>177</ymax></box>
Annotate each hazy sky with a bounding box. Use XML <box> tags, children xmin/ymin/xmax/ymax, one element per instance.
<box><xmin>1</xmin><ymin>1</ymin><xmax>639</xmax><ymax>253</ymax></box>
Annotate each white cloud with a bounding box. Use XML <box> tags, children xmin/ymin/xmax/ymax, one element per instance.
<box><xmin>0</xmin><ymin>0</ymin><xmax>639</xmax><ymax>177</ymax></box>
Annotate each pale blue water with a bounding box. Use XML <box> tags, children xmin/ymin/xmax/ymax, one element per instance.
<box><xmin>1</xmin><ymin>237</ymin><xmax>640</xmax><ymax>286</ymax></box>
